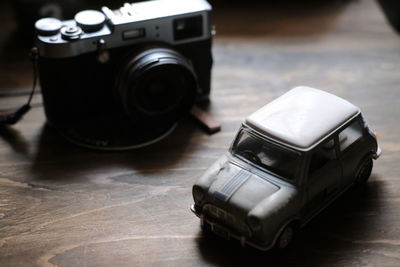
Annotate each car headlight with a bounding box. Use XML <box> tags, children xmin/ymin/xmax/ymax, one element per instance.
<box><xmin>247</xmin><ymin>215</ymin><xmax>262</xmax><ymax>231</ymax></box>
<box><xmin>192</xmin><ymin>185</ymin><xmax>205</xmax><ymax>202</ymax></box>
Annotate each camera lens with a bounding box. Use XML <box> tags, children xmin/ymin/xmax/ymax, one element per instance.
<box><xmin>116</xmin><ymin>47</ymin><xmax>198</xmax><ymax>126</ymax></box>
<box><xmin>134</xmin><ymin>65</ymin><xmax>186</xmax><ymax>114</ymax></box>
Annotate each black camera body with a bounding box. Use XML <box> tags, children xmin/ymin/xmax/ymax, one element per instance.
<box><xmin>35</xmin><ymin>0</ymin><xmax>213</xmax><ymax>150</ymax></box>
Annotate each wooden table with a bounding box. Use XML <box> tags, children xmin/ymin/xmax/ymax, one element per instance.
<box><xmin>1</xmin><ymin>0</ymin><xmax>399</xmax><ymax>266</ymax></box>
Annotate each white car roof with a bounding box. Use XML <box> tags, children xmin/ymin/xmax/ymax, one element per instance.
<box><xmin>245</xmin><ymin>86</ymin><xmax>360</xmax><ymax>151</ymax></box>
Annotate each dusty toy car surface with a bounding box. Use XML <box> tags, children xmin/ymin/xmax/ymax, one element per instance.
<box><xmin>191</xmin><ymin>86</ymin><xmax>381</xmax><ymax>250</ymax></box>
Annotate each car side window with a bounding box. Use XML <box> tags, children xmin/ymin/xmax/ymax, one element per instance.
<box><xmin>338</xmin><ymin>118</ymin><xmax>363</xmax><ymax>152</ymax></box>
<box><xmin>308</xmin><ymin>137</ymin><xmax>337</xmax><ymax>177</ymax></box>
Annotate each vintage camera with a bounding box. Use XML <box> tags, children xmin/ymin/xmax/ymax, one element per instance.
<box><xmin>35</xmin><ymin>0</ymin><xmax>213</xmax><ymax>150</ymax></box>
<box><xmin>377</xmin><ymin>0</ymin><xmax>400</xmax><ymax>32</ymax></box>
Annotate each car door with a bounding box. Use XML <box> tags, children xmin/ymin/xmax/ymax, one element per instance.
<box><xmin>302</xmin><ymin>136</ymin><xmax>343</xmax><ymax>220</ymax></box>
<box><xmin>337</xmin><ymin>116</ymin><xmax>368</xmax><ymax>187</ymax></box>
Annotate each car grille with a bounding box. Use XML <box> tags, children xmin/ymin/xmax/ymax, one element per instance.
<box><xmin>203</xmin><ymin>204</ymin><xmax>248</xmax><ymax>233</ymax></box>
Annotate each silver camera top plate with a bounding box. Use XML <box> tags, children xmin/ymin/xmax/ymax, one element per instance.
<box><xmin>36</xmin><ymin>0</ymin><xmax>212</xmax><ymax>58</ymax></box>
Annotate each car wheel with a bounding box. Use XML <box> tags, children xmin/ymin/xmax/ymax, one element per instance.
<box><xmin>200</xmin><ymin>220</ymin><xmax>212</xmax><ymax>236</ymax></box>
<box><xmin>355</xmin><ymin>157</ymin><xmax>373</xmax><ymax>185</ymax></box>
<box><xmin>276</xmin><ymin>224</ymin><xmax>295</xmax><ymax>249</ymax></box>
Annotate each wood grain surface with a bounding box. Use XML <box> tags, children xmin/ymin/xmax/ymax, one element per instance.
<box><xmin>1</xmin><ymin>0</ymin><xmax>399</xmax><ymax>266</ymax></box>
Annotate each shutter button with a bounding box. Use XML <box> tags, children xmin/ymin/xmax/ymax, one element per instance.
<box><xmin>61</xmin><ymin>25</ymin><xmax>82</xmax><ymax>40</ymax></box>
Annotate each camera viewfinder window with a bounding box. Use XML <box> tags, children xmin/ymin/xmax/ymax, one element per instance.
<box><xmin>173</xmin><ymin>15</ymin><xmax>203</xmax><ymax>41</ymax></box>
<box><xmin>123</xmin><ymin>28</ymin><xmax>146</xmax><ymax>40</ymax></box>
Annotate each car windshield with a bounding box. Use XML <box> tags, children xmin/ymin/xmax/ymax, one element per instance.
<box><xmin>231</xmin><ymin>129</ymin><xmax>301</xmax><ymax>181</ymax></box>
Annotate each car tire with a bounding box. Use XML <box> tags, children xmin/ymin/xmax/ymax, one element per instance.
<box><xmin>276</xmin><ymin>224</ymin><xmax>295</xmax><ymax>249</ymax></box>
<box><xmin>200</xmin><ymin>221</ymin><xmax>212</xmax><ymax>236</ymax></box>
<box><xmin>355</xmin><ymin>157</ymin><xmax>373</xmax><ymax>185</ymax></box>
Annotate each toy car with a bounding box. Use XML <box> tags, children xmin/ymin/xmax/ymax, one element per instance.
<box><xmin>191</xmin><ymin>86</ymin><xmax>381</xmax><ymax>250</ymax></box>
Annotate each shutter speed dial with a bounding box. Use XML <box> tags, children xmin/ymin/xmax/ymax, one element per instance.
<box><xmin>74</xmin><ymin>10</ymin><xmax>106</xmax><ymax>32</ymax></box>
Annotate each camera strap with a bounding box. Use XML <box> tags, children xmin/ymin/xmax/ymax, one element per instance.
<box><xmin>0</xmin><ymin>47</ymin><xmax>39</xmax><ymax>126</ymax></box>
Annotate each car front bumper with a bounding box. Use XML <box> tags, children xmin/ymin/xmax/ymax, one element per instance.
<box><xmin>190</xmin><ymin>204</ymin><xmax>274</xmax><ymax>251</ymax></box>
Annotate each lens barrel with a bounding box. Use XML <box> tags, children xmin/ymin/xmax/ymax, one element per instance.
<box><xmin>116</xmin><ymin>47</ymin><xmax>198</xmax><ymax>127</ymax></box>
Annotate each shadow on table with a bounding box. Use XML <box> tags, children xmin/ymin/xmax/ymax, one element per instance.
<box><xmin>196</xmin><ymin>177</ymin><xmax>383</xmax><ymax>266</ymax></box>
<box><xmin>0</xmin><ymin>126</ymin><xmax>31</xmax><ymax>156</ymax></box>
<box><xmin>27</xmin><ymin>118</ymin><xmax>200</xmax><ymax>182</ymax></box>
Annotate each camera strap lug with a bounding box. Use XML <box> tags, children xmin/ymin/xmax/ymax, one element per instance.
<box><xmin>96</xmin><ymin>39</ymin><xmax>110</xmax><ymax>63</ymax></box>
<box><xmin>190</xmin><ymin>105</ymin><xmax>221</xmax><ymax>134</ymax></box>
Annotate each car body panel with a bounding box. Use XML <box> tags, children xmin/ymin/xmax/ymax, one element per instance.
<box><xmin>302</xmin><ymin>156</ymin><xmax>342</xmax><ymax>220</ymax></box>
<box><xmin>209</xmin><ymin>165</ymin><xmax>280</xmax><ymax>214</ymax></box>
